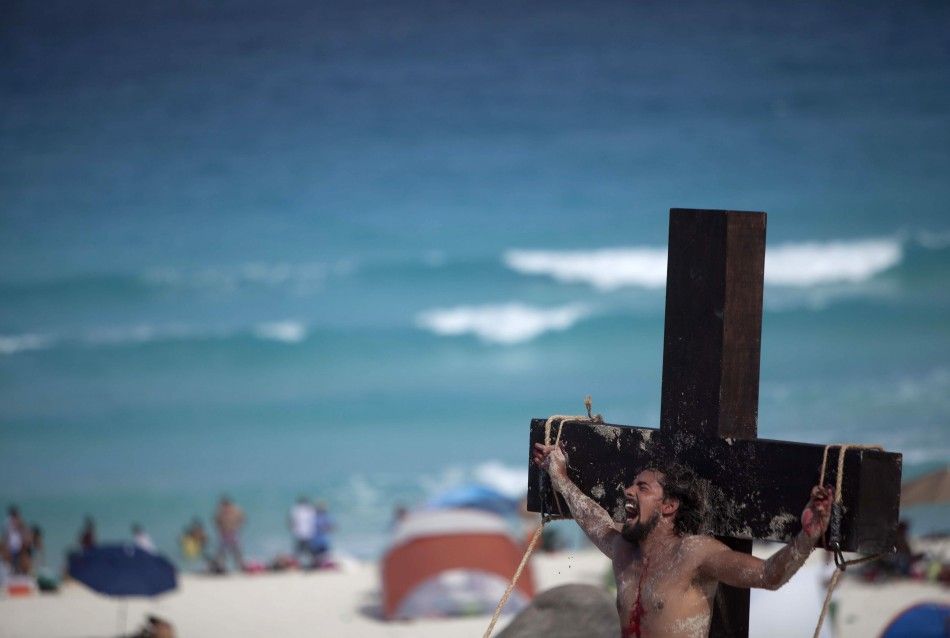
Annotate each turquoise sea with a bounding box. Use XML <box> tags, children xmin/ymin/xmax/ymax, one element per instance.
<box><xmin>2</xmin><ymin>0</ymin><xmax>949</xmax><ymax>570</ymax></box>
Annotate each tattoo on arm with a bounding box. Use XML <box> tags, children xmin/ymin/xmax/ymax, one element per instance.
<box><xmin>760</xmin><ymin>532</ymin><xmax>814</xmax><ymax>590</ymax></box>
<box><xmin>704</xmin><ymin>532</ymin><xmax>815</xmax><ymax>590</ymax></box>
<box><xmin>550</xmin><ymin>473</ymin><xmax>619</xmax><ymax>558</ymax></box>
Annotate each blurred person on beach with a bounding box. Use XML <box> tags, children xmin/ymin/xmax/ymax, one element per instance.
<box><xmin>288</xmin><ymin>496</ymin><xmax>316</xmax><ymax>564</ymax></box>
<box><xmin>79</xmin><ymin>516</ymin><xmax>96</xmax><ymax>550</ymax></box>
<box><xmin>180</xmin><ymin>518</ymin><xmax>209</xmax><ymax>569</ymax></box>
<box><xmin>390</xmin><ymin>504</ymin><xmax>408</xmax><ymax>531</ymax></box>
<box><xmin>29</xmin><ymin>525</ymin><xmax>44</xmax><ymax>569</ymax></box>
<box><xmin>886</xmin><ymin>520</ymin><xmax>920</xmax><ymax>576</ymax></box>
<box><xmin>29</xmin><ymin>524</ymin><xmax>58</xmax><ymax>591</ymax></box>
<box><xmin>131</xmin><ymin>614</ymin><xmax>176</xmax><ymax>638</ymax></box>
<box><xmin>133</xmin><ymin>523</ymin><xmax>157</xmax><ymax>553</ymax></box>
<box><xmin>534</xmin><ymin>442</ymin><xmax>833</xmax><ymax>638</ymax></box>
<box><xmin>866</xmin><ymin>519</ymin><xmax>925</xmax><ymax>581</ymax></box>
<box><xmin>518</xmin><ymin>496</ymin><xmax>563</xmax><ymax>552</ymax></box>
<box><xmin>308</xmin><ymin>500</ymin><xmax>335</xmax><ymax>568</ymax></box>
<box><xmin>3</xmin><ymin>506</ymin><xmax>32</xmax><ymax>574</ymax></box>
<box><xmin>213</xmin><ymin>495</ymin><xmax>246</xmax><ymax>572</ymax></box>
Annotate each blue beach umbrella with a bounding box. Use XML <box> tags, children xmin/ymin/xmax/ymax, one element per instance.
<box><xmin>879</xmin><ymin>602</ymin><xmax>950</xmax><ymax>638</ymax></box>
<box><xmin>68</xmin><ymin>544</ymin><xmax>177</xmax><ymax>632</ymax></box>
<box><xmin>69</xmin><ymin>544</ymin><xmax>177</xmax><ymax>596</ymax></box>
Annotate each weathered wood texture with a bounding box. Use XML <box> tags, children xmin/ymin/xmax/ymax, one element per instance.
<box><xmin>526</xmin><ymin>419</ymin><xmax>902</xmax><ymax>554</ymax></box>
<box><xmin>660</xmin><ymin>209</ymin><xmax>765</xmax><ymax>440</ymax></box>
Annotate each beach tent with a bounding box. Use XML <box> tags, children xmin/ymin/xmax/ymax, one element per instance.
<box><xmin>381</xmin><ymin>508</ymin><xmax>534</xmax><ymax>620</ymax></box>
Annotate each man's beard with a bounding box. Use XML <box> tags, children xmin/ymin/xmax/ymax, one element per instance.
<box><xmin>621</xmin><ymin>510</ymin><xmax>660</xmax><ymax>546</ymax></box>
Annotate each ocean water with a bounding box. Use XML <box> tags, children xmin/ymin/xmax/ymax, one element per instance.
<box><xmin>2</xmin><ymin>0</ymin><xmax>949</xmax><ymax>571</ymax></box>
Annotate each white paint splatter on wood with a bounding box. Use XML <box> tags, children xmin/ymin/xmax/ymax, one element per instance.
<box><xmin>768</xmin><ymin>512</ymin><xmax>797</xmax><ymax>539</ymax></box>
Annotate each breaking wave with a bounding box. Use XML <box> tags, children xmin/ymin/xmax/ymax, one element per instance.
<box><xmin>416</xmin><ymin>461</ymin><xmax>528</xmax><ymax>500</ymax></box>
<box><xmin>504</xmin><ymin>238</ymin><xmax>904</xmax><ymax>290</ymax></box>
<box><xmin>473</xmin><ymin>461</ymin><xmax>529</xmax><ymax>499</ymax></box>
<box><xmin>0</xmin><ymin>320</ymin><xmax>311</xmax><ymax>355</ymax></box>
<box><xmin>0</xmin><ymin>333</ymin><xmax>54</xmax><ymax>355</ymax></box>
<box><xmin>764</xmin><ymin>239</ymin><xmax>902</xmax><ymax>286</ymax></box>
<box><xmin>143</xmin><ymin>261</ymin><xmax>350</xmax><ymax>292</ymax></box>
<box><xmin>504</xmin><ymin>248</ymin><xmax>668</xmax><ymax>291</ymax></box>
<box><xmin>415</xmin><ymin>303</ymin><xmax>590</xmax><ymax>344</ymax></box>
<box><xmin>253</xmin><ymin>320</ymin><xmax>308</xmax><ymax>343</ymax></box>
<box><xmin>83</xmin><ymin>324</ymin><xmax>200</xmax><ymax>346</ymax></box>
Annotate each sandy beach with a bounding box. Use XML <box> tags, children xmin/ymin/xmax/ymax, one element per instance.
<box><xmin>0</xmin><ymin>550</ymin><xmax>608</xmax><ymax>638</ymax></box>
<box><xmin>2</xmin><ymin>547</ymin><xmax>947</xmax><ymax>638</ymax></box>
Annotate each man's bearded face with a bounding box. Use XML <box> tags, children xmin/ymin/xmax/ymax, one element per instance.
<box><xmin>621</xmin><ymin>508</ymin><xmax>661</xmax><ymax>545</ymax></box>
<box><xmin>620</xmin><ymin>469</ymin><xmax>666</xmax><ymax>545</ymax></box>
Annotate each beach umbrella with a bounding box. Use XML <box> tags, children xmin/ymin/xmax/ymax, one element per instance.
<box><xmin>68</xmin><ymin>544</ymin><xmax>177</xmax><ymax>633</ymax></box>
<box><xmin>901</xmin><ymin>466</ymin><xmax>950</xmax><ymax>507</ymax></box>
<box><xmin>879</xmin><ymin>602</ymin><xmax>950</xmax><ymax>638</ymax></box>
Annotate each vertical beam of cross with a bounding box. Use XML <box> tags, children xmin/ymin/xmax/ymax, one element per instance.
<box><xmin>659</xmin><ymin>209</ymin><xmax>767</xmax><ymax>638</ymax></box>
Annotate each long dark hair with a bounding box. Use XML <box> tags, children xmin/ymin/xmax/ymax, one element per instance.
<box><xmin>648</xmin><ymin>462</ymin><xmax>708</xmax><ymax>536</ymax></box>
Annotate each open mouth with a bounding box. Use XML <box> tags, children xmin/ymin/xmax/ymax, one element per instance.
<box><xmin>625</xmin><ymin>502</ymin><xmax>638</xmax><ymax>520</ymax></box>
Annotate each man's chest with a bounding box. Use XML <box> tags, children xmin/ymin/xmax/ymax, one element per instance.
<box><xmin>616</xmin><ymin>565</ymin><xmax>674</xmax><ymax>617</ymax></box>
<box><xmin>614</xmin><ymin>553</ymin><xmax>713</xmax><ymax>635</ymax></box>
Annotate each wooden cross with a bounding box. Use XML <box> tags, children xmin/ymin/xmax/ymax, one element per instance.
<box><xmin>527</xmin><ymin>208</ymin><xmax>902</xmax><ymax>638</ymax></box>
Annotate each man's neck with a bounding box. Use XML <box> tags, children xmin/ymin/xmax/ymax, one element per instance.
<box><xmin>638</xmin><ymin>524</ymin><xmax>679</xmax><ymax>561</ymax></box>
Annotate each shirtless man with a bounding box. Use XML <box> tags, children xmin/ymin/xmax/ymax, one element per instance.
<box><xmin>533</xmin><ymin>442</ymin><xmax>833</xmax><ymax>638</ymax></box>
<box><xmin>214</xmin><ymin>495</ymin><xmax>246</xmax><ymax>572</ymax></box>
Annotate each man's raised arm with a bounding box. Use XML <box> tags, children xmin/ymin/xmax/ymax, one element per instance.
<box><xmin>698</xmin><ymin>485</ymin><xmax>833</xmax><ymax>590</ymax></box>
<box><xmin>533</xmin><ymin>442</ymin><xmax>620</xmax><ymax>558</ymax></box>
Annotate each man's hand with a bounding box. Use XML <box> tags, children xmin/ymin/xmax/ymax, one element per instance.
<box><xmin>801</xmin><ymin>485</ymin><xmax>834</xmax><ymax>541</ymax></box>
<box><xmin>532</xmin><ymin>442</ymin><xmax>569</xmax><ymax>482</ymax></box>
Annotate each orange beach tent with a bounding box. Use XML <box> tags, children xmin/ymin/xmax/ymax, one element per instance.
<box><xmin>381</xmin><ymin>508</ymin><xmax>535</xmax><ymax>620</ymax></box>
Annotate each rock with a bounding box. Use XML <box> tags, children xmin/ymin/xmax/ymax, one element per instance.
<box><xmin>497</xmin><ymin>584</ymin><xmax>620</xmax><ymax>638</ymax></box>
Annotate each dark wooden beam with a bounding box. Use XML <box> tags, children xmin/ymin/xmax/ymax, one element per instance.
<box><xmin>526</xmin><ymin>420</ymin><xmax>901</xmax><ymax>554</ymax></box>
<box><xmin>660</xmin><ymin>209</ymin><xmax>766</xmax><ymax>440</ymax></box>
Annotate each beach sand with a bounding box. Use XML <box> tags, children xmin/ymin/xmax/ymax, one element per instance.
<box><xmin>2</xmin><ymin>548</ymin><xmax>947</xmax><ymax>637</ymax></box>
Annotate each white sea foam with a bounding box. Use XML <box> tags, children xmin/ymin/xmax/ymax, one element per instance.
<box><xmin>914</xmin><ymin>229</ymin><xmax>950</xmax><ymax>250</ymax></box>
<box><xmin>764</xmin><ymin>239</ymin><xmax>902</xmax><ymax>286</ymax></box>
<box><xmin>418</xmin><ymin>466</ymin><xmax>467</xmax><ymax>497</ymax></box>
<box><xmin>143</xmin><ymin>261</ymin><xmax>336</xmax><ymax>292</ymax></box>
<box><xmin>416</xmin><ymin>303</ymin><xmax>590</xmax><ymax>344</ymax></box>
<box><xmin>85</xmin><ymin>321</ymin><xmax>309</xmax><ymax>346</ymax></box>
<box><xmin>899</xmin><ymin>447</ymin><xmax>950</xmax><ymax>465</ymax></box>
<box><xmin>254</xmin><ymin>320</ymin><xmax>308</xmax><ymax>343</ymax></box>
<box><xmin>474</xmin><ymin>461</ymin><xmax>529</xmax><ymax>499</ymax></box>
<box><xmin>505</xmin><ymin>238</ymin><xmax>903</xmax><ymax>290</ymax></box>
<box><xmin>0</xmin><ymin>333</ymin><xmax>54</xmax><ymax>355</ymax></box>
<box><xmin>504</xmin><ymin>248</ymin><xmax>668</xmax><ymax>291</ymax></box>
<box><xmin>84</xmin><ymin>324</ymin><xmax>197</xmax><ymax>345</ymax></box>
<box><xmin>417</xmin><ymin>462</ymin><xmax>528</xmax><ymax>500</ymax></box>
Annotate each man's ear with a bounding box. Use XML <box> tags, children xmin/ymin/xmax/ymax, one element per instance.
<box><xmin>661</xmin><ymin>497</ymin><xmax>679</xmax><ymax>517</ymax></box>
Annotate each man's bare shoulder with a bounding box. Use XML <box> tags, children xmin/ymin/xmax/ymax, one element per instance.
<box><xmin>679</xmin><ymin>534</ymin><xmax>733</xmax><ymax>562</ymax></box>
<box><xmin>674</xmin><ymin>535</ymin><xmax>732</xmax><ymax>585</ymax></box>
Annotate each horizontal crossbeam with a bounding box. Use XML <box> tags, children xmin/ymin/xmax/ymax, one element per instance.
<box><xmin>526</xmin><ymin>419</ymin><xmax>901</xmax><ymax>555</ymax></box>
